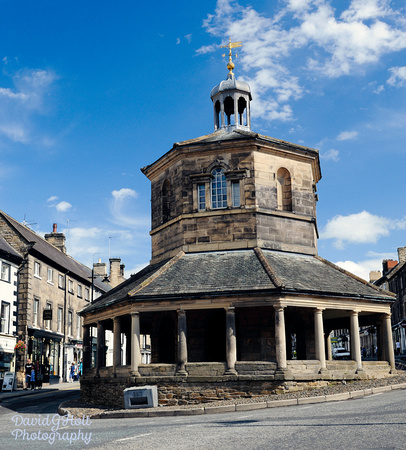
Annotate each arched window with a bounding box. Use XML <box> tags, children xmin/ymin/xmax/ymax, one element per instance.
<box><xmin>277</xmin><ymin>168</ymin><xmax>292</xmax><ymax>211</ymax></box>
<box><xmin>162</xmin><ymin>179</ymin><xmax>171</xmax><ymax>223</ymax></box>
<box><xmin>211</xmin><ymin>168</ymin><xmax>227</xmax><ymax>209</ymax></box>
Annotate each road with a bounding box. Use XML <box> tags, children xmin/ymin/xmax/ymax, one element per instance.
<box><xmin>0</xmin><ymin>388</ymin><xmax>405</xmax><ymax>449</ymax></box>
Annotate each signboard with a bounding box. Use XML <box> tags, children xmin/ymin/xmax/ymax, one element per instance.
<box><xmin>401</xmin><ymin>320</ymin><xmax>406</xmax><ymax>329</ymax></box>
<box><xmin>2</xmin><ymin>372</ymin><xmax>15</xmax><ymax>391</ymax></box>
<box><xmin>43</xmin><ymin>309</ymin><xmax>52</xmax><ymax>321</ymax></box>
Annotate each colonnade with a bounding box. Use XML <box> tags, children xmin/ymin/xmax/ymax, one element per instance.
<box><xmin>82</xmin><ymin>306</ymin><xmax>396</xmax><ymax>376</ymax></box>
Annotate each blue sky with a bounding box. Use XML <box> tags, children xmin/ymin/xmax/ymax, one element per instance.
<box><xmin>1</xmin><ymin>0</ymin><xmax>406</xmax><ymax>280</ymax></box>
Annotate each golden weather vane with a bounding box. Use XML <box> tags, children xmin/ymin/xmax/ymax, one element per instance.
<box><xmin>221</xmin><ymin>37</ymin><xmax>242</xmax><ymax>74</ymax></box>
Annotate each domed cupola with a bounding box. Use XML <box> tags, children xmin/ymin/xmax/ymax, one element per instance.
<box><xmin>210</xmin><ymin>39</ymin><xmax>252</xmax><ymax>132</ymax></box>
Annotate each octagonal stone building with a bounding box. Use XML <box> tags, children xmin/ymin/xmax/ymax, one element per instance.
<box><xmin>80</xmin><ymin>59</ymin><xmax>396</xmax><ymax>407</ymax></box>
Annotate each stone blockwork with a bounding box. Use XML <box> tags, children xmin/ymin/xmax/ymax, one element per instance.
<box><xmin>80</xmin><ymin>360</ymin><xmax>392</xmax><ymax>408</ymax></box>
<box><xmin>80</xmin><ymin>376</ymin><xmax>332</xmax><ymax>409</ymax></box>
<box><xmin>145</xmin><ymin>136</ymin><xmax>320</xmax><ymax>264</ymax></box>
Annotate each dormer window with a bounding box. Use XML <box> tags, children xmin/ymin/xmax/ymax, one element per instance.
<box><xmin>211</xmin><ymin>168</ymin><xmax>227</xmax><ymax>209</ymax></box>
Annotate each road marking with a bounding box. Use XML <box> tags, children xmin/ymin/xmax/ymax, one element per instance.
<box><xmin>238</xmin><ymin>415</ymin><xmax>253</xmax><ymax>419</ymax></box>
<box><xmin>115</xmin><ymin>433</ymin><xmax>152</xmax><ymax>442</ymax></box>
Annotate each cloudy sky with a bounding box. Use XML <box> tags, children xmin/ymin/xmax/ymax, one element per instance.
<box><xmin>1</xmin><ymin>0</ymin><xmax>405</xmax><ymax>280</ymax></box>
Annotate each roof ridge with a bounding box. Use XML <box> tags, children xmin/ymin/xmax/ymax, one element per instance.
<box><xmin>254</xmin><ymin>247</ymin><xmax>284</xmax><ymax>288</ymax></box>
<box><xmin>127</xmin><ymin>251</ymin><xmax>185</xmax><ymax>296</ymax></box>
<box><xmin>313</xmin><ymin>255</ymin><xmax>396</xmax><ymax>297</ymax></box>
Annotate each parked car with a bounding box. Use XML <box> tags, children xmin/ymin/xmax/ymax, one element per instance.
<box><xmin>333</xmin><ymin>347</ymin><xmax>350</xmax><ymax>360</ymax></box>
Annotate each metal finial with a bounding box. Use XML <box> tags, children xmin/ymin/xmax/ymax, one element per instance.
<box><xmin>221</xmin><ymin>37</ymin><xmax>242</xmax><ymax>74</ymax></box>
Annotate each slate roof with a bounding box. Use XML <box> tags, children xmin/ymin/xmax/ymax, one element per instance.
<box><xmin>81</xmin><ymin>249</ymin><xmax>394</xmax><ymax>315</ymax></box>
<box><xmin>0</xmin><ymin>210</ymin><xmax>109</xmax><ymax>292</ymax></box>
<box><xmin>0</xmin><ymin>235</ymin><xmax>23</xmax><ymax>262</ymax></box>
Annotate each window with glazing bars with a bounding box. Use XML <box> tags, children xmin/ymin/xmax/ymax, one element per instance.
<box><xmin>211</xmin><ymin>168</ymin><xmax>227</xmax><ymax>209</ymax></box>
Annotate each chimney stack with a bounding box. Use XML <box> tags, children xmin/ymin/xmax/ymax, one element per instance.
<box><xmin>93</xmin><ymin>259</ymin><xmax>107</xmax><ymax>277</ymax></box>
<box><xmin>397</xmin><ymin>247</ymin><xmax>406</xmax><ymax>264</ymax></box>
<box><xmin>369</xmin><ymin>270</ymin><xmax>381</xmax><ymax>283</ymax></box>
<box><xmin>44</xmin><ymin>223</ymin><xmax>66</xmax><ymax>254</ymax></box>
<box><xmin>109</xmin><ymin>258</ymin><xmax>125</xmax><ymax>288</ymax></box>
<box><xmin>382</xmin><ymin>259</ymin><xmax>398</xmax><ymax>275</ymax></box>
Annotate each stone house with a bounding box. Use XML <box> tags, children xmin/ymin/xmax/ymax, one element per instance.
<box><xmin>0</xmin><ymin>236</ymin><xmax>22</xmax><ymax>386</ymax></box>
<box><xmin>374</xmin><ymin>248</ymin><xmax>406</xmax><ymax>355</ymax></box>
<box><xmin>80</xmin><ymin>58</ymin><xmax>396</xmax><ymax>407</ymax></box>
<box><xmin>0</xmin><ymin>211</ymin><xmax>112</xmax><ymax>386</ymax></box>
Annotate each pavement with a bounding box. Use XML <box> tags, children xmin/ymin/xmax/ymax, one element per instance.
<box><xmin>0</xmin><ymin>381</ymin><xmax>80</xmax><ymax>402</ymax></box>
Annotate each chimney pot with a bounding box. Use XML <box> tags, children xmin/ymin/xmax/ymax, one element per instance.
<box><xmin>53</xmin><ymin>223</ymin><xmax>57</xmax><ymax>233</ymax></box>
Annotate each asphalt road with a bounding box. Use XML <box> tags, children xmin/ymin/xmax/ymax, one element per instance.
<box><xmin>0</xmin><ymin>389</ymin><xmax>405</xmax><ymax>449</ymax></box>
<box><xmin>0</xmin><ymin>387</ymin><xmax>80</xmax><ymax>415</ymax></box>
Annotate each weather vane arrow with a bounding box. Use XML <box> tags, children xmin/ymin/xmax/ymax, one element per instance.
<box><xmin>221</xmin><ymin>37</ymin><xmax>242</xmax><ymax>74</ymax></box>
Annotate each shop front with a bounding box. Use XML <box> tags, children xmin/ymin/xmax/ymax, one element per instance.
<box><xmin>27</xmin><ymin>328</ymin><xmax>62</xmax><ymax>383</ymax></box>
<box><xmin>0</xmin><ymin>334</ymin><xmax>16</xmax><ymax>389</ymax></box>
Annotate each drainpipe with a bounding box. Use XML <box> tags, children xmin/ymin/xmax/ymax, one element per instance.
<box><xmin>62</xmin><ymin>272</ymin><xmax>68</xmax><ymax>382</ymax></box>
<box><xmin>15</xmin><ymin>255</ymin><xmax>28</xmax><ymax>388</ymax></box>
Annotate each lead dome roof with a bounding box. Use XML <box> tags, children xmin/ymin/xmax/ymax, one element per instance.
<box><xmin>210</xmin><ymin>73</ymin><xmax>252</xmax><ymax>99</ymax></box>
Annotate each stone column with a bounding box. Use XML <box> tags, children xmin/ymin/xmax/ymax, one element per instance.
<box><xmin>382</xmin><ymin>313</ymin><xmax>396</xmax><ymax>372</ymax></box>
<box><xmin>82</xmin><ymin>325</ymin><xmax>91</xmax><ymax>373</ymax></box>
<box><xmin>225</xmin><ymin>307</ymin><xmax>237</xmax><ymax>375</ymax></box>
<box><xmin>96</xmin><ymin>321</ymin><xmax>105</xmax><ymax>371</ymax></box>
<box><xmin>125</xmin><ymin>331</ymin><xmax>131</xmax><ymax>366</ymax></box>
<box><xmin>314</xmin><ymin>308</ymin><xmax>326</xmax><ymax>372</ymax></box>
<box><xmin>113</xmin><ymin>316</ymin><xmax>121</xmax><ymax>373</ymax></box>
<box><xmin>350</xmin><ymin>311</ymin><xmax>363</xmax><ymax>372</ymax></box>
<box><xmin>326</xmin><ymin>331</ymin><xmax>333</xmax><ymax>361</ymax></box>
<box><xmin>131</xmin><ymin>312</ymin><xmax>141</xmax><ymax>377</ymax></box>
<box><xmin>176</xmin><ymin>309</ymin><xmax>188</xmax><ymax>376</ymax></box>
<box><xmin>274</xmin><ymin>305</ymin><xmax>287</xmax><ymax>372</ymax></box>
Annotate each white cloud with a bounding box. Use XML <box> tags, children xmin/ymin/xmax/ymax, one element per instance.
<box><xmin>0</xmin><ymin>87</ymin><xmax>28</xmax><ymax>101</ymax></box>
<box><xmin>176</xmin><ymin>38</ymin><xmax>181</xmax><ymax>45</ymax></box>
<box><xmin>320</xmin><ymin>148</ymin><xmax>339</xmax><ymax>161</ymax></box>
<box><xmin>196</xmin><ymin>44</ymin><xmax>218</xmax><ymax>55</ymax></box>
<box><xmin>320</xmin><ymin>210</ymin><xmax>406</xmax><ymax>248</ymax></box>
<box><xmin>111</xmin><ymin>188</ymin><xmax>138</xmax><ymax>201</ymax></box>
<box><xmin>373</xmin><ymin>84</ymin><xmax>385</xmax><ymax>94</ymax></box>
<box><xmin>387</xmin><ymin>66</ymin><xmax>406</xmax><ymax>87</ymax></box>
<box><xmin>55</xmin><ymin>201</ymin><xmax>72</xmax><ymax>212</ymax></box>
<box><xmin>337</xmin><ymin>130</ymin><xmax>358</xmax><ymax>141</ymax></box>
<box><xmin>199</xmin><ymin>0</ymin><xmax>406</xmax><ymax>124</ymax></box>
<box><xmin>185</xmin><ymin>34</ymin><xmax>192</xmax><ymax>43</ymax></box>
<box><xmin>334</xmin><ymin>258</ymin><xmax>383</xmax><ymax>281</ymax></box>
<box><xmin>0</xmin><ymin>67</ymin><xmax>58</xmax><ymax>144</ymax></box>
<box><xmin>110</xmin><ymin>188</ymin><xmax>148</xmax><ymax>228</ymax></box>
<box><xmin>47</xmin><ymin>196</ymin><xmax>59</xmax><ymax>203</ymax></box>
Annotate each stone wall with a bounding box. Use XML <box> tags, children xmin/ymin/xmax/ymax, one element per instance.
<box><xmin>80</xmin><ymin>376</ymin><xmax>331</xmax><ymax>409</ymax></box>
<box><xmin>147</xmin><ymin>139</ymin><xmax>319</xmax><ymax>264</ymax></box>
<box><xmin>80</xmin><ymin>360</ymin><xmax>392</xmax><ymax>408</ymax></box>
